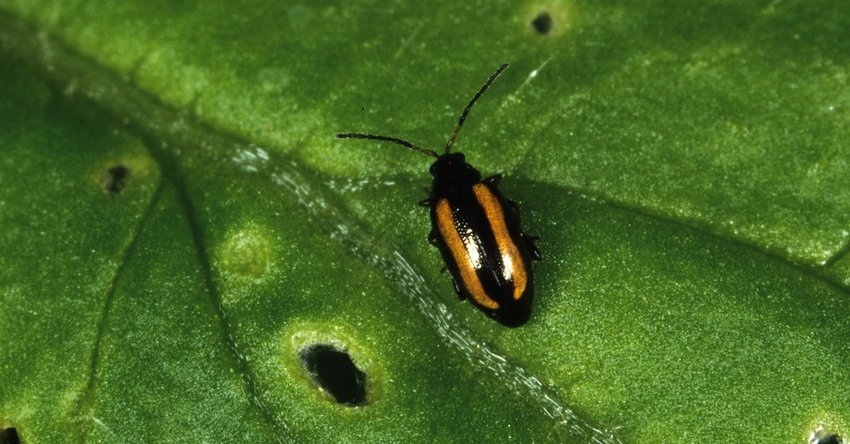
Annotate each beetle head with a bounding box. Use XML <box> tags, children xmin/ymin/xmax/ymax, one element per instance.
<box><xmin>429</xmin><ymin>153</ymin><xmax>482</xmax><ymax>196</ymax></box>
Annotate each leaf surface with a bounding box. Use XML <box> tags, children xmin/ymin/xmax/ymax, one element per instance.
<box><xmin>1</xmin><ymin>1</ymin><xmax>849</xmax><ymax>442</ymax></box>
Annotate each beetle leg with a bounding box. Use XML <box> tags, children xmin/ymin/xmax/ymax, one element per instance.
<box><xmin>451</xmin><ymin>278</ymin><xmax>466</xmax><ymax>300</ymax></box>
<box><xmin>428</xmin><ymin>230</ymin><xmax>439</xmax><ymax>246</ymax></box>
<box><xmin>484</xmin><ymin>174</ymin><xmax>502</xmax><ymax>185</ymax></box>
<box><xmin>417</xmin><ymin>188</ymin><xmax>434</xmax><ymax>207</ymax></box>
<box><xmin>440</xmin><ymin>265</ymin><xmax>447</xmax><ymax>274</ymax></box>
<box><xmin>506</xmin><ymin>199</ymin><xmax>520</xmax><ymax>216</ymax></box>
<box><xmin>523</xmin><ymin>234</ymin><xmax>542</xmax><ymax>261</ymax></box>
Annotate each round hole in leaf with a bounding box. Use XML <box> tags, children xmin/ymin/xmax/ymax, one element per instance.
<box><xmin>809</xmin><ymin>423</ymin><xmax>845</xmax><ymax>444</ymax></box>
<box><xmin>813</xmin><ymin>435</ymin><xmax>843</xmax><ymax>444</ymax></box>
<box><xmin>1</xmin><ymin>427</ymin><xmax>20</xmax><ymax>444</ymax></box>
<box><xmin>102</xmin><ymin>165</ymin><xmax>130</xmax><ymax>194</ymax></box>
<box><xmin>299</xmin><ymin>343</ymin><xmax>367</xmax><ymax>406</ymax></box>
<box><xmin>531</xmin><ymin>11</ymin><xmax>553</xmax><ymax>35</ymax></box>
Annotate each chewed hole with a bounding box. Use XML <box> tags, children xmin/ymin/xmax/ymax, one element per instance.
<box><xmin>1</xmin><ymin>427</ymin><xmax>20</xmax><ymax>444</ymax></box>
<box><xmin>531</xmin><ymin>11</ymin><xmax>553</xmax><ymax>35</ymax></box>
<box><xmin>102</xmin><ymin>165</ymin><xmax>130</xmax><ymax>194</ymax></box>
<box><xmin>826</xmin><ymin>437</ymin><xmax>842</xmax><ymax>444</ymax></box>
<box><xmin>813</xmin><ymin>435</ymin><xmax>843</xmax><ymax>444</ymax></box>
<box><xmin>809</xmin><ymin>423</ymin><xmax>845</xmax><ymax>444</ymax></box>
<box><xmin>299</xmin><ymin>344</ymin><xmax>367</xmax><ymax>406</ymax></box>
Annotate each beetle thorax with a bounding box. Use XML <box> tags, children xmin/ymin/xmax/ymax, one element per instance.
<box><xmin>429</xmin><ymin>153</ymin><xmax>482</xmax><ymax>197</ymax></box>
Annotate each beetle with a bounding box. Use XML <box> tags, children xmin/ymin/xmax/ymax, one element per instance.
<box><xmin>336</xmin><ymin>63</ymin><xmax>540</xmax><ymax>327</ymax></box>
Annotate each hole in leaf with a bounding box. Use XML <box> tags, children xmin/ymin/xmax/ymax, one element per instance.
<box><xmin>809</xmin><ymin>423</ymin><xmax>845</xmax><ymax>444</ymax></box>
<box><xmin>299</xmin><ymin>343</ymin><xmax>366</xmax><ymax>406</ymax></box>
<box><xmin>102</xmin><ymin>165</ymin><xmax>130</xmax><ymax>194</ymax></box>
<box><xmin>1</xmin><ymin>427</ymin><xmax>20</xmax><ymax>444</ymax></box>
<box><xmin>531</xmin><ymin>11</ymin><xmax>553</xmax><ymax>35</ymax></box>
<box><xmin>813</xmin><ymin>435</ymin><xmax>843</xmax><ymax>444</ymax></box>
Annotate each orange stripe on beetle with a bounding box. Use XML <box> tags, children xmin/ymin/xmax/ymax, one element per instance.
<box><xmin>472</xmin><ymin>183</ymin><xmax>528</xmax><ymax>301</ymax></box>
<box><xmin>435</xmin><ymin>199</ymin><xmax>499</xmax><ymax>310</ymax></box>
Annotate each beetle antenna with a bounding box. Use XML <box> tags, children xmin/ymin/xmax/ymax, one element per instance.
<box><xmin>336</xmin><ymin>132</ymin><xmax>439</xmax><ymax>158</ymax></box>
<box><xmin>444</xmin><ymin>63</ymin><xmax>510</xmax><ymax>154</ymax></box>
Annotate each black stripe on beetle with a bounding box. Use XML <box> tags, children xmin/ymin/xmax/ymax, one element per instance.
<box><xmin>336</xmin><ymin>63</ymin><xmax>541</xmax><ymax>327</ymax></box>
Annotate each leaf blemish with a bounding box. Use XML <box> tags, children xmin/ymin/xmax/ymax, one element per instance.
<box><xmin>531</xmin><ymin>11</ymin><xmax>553</xmax><ymax>35</ymax></box>
<box><xmin>219</xmin><ymin>226</ymin><xmax>272</xmax><ymax>280</ymax></box>
<box><xmin>102</xmin><ymin>165</ymin><xmax>130</xmax><ymax>194</ymax></box>
<box><xmin>299</xmin><ymin>343</ymin><xmax>367</xmax><ymax>406</ymax></box>
<box><xmin>1</xmin><ymin>427</ymin><xmax>20</xmax><ymax>444</ymax></box>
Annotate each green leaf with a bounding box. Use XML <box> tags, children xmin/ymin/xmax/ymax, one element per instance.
<box><xmin>1</xmin><ymin>1</ymin><xmax>849</xmax><ymax>443</ymax></box>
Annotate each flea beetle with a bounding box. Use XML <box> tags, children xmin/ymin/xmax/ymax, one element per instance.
<box><xmin>337</xmin><ymin>63</ymin><xmax>541</xmax><ymax>327</ymax></box>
